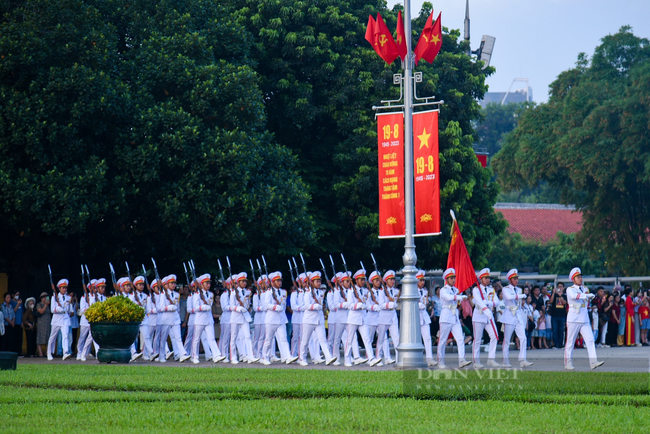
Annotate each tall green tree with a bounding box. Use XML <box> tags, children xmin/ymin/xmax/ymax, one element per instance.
<box><xmin>492</xmin><ymin>26</ymin><xmax>650</xmax><ymax>275</ymax></box>
<box><xmin>475</xmin><ymin>102</ymin><xmax>526</xmax><ymax>158</ymax></box>
<box><xmin>233</xmin><ymin>0</ymin><xmax>505</xmax><ymax>269</ymax></box>
<box><xmin>0</xmin><ymin>0</ymin><xmax>315</xmax><ymax>284</ymax></box>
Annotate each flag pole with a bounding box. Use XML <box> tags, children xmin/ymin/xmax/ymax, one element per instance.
<box><xmin>396</xmin><ymin>0</ymin><xmax>426</xmax><ymax>369</ymax></box>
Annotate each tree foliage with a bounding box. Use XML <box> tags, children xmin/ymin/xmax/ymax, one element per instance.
<box><xmin>0</xmin><ymin>0</ymin><xmax>315</xmax><ymax>278</ymax></box>
<box><xmin>492</xmin><ymin>26</ymin><xmax>650</xmax><ymax>275</ymax></box>
<box><xmin>475</xmin><ymin>102</ymin><xmax>526</xmax><ymax>158</ymax></box>
<box><xmin>233</xmin><ymin>0</ymin><xmax>505</xmax><ymax>269</ymax></box>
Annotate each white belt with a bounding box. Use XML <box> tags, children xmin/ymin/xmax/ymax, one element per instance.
<box><xmin>445</xmin><ymin>304</ymin><xmax>457</xmax><ymax>310</ymax></box>
<box><xmin>571</xmin><ymin>303</ymin><xmax>582</xmax><ymax>313</ymax></box>
<box><xmin>507</xmin><ymin>306</ymin><xmax>518</xmax><ymax>315</ymax></box>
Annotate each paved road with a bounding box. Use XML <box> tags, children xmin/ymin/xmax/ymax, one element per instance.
<box><xmin>17</xmin><ymin>345</ymin><xmax>650</xmax><ymax>372</ymax></box>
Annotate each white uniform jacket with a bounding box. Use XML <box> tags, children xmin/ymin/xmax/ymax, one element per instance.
<box><xmin>566</xmin><ymin>284</ymin><xmax>591</xmax><ymax>324</ymax></box>
<box><xmin>472</xmin><ymin>285</ymin><xmax>495</xmax><ymax>324</ymax></box>
<box><xmin>439</xmin><ymin>285</ymin><xmax>462</xmax><ymax>325</ymax></box>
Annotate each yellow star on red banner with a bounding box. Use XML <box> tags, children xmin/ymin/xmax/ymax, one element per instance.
<box><xmin>418</xmin><ymin>128</ymin><xmax>431</xmax><ymax>149</ymax></box>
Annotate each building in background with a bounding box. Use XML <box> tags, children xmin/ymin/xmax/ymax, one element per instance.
<box><xmin>494</xmin><ymin>203</ymin><xmax>582</xmax><ymax>243</ymax></box>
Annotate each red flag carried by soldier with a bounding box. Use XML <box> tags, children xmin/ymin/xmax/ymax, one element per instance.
<box><xmin>414</xmin><ymin>12</ymin><xmax>442</xmax><ymax>65</ymax></box>
<box><xmin>365</xmin><ymin>13</ymin><xmax>399</xmax><ymax>64</ymax></box>
<box><xmin>395</xmin><ymin>10</ymin><xmax>407</xmax><ymax>62</ymax></box>
<box><xmin>446</xmin><ymin>211</ymin><xmax>477</xmax><ymax>293</ymax></box>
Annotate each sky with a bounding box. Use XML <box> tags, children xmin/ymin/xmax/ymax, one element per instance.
<box><xmin>387</xmin><ymin>0</ymin><xmax>650</xmax><ymax>102</ymax></box>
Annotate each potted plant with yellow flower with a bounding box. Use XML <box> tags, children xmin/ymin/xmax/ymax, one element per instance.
<box><xmin>85</xmin><ymin>296</ymin><xmax>145</xmax><ymax>363</ymax></box>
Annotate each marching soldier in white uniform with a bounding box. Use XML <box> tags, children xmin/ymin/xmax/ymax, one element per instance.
<box><xmin>229</xmin><ymin>273</ymin><xmax>258</xmax><ymax>364</ymax></box>
<box><xmin>132</xmin><ymin>276</ymin><xmax>153</xmax><ymax>361</ymax></box>
<box><xmin>501</xmin><ymin>269</ymin><xmax>533</xmax><ymax>368</ymax></box>
<box><xmin>156</xmin><ymin>275</ymin><xmax>190</xmax><ymax>363</ymax></box>
<box><xmin>298</xmin><ymin>272</ymin><xmax>337</xmax><ymax>366</ymax></box>
<box><xmin>565</xmin><ymin>267</ymin><xmax>604</xmax><ymax>370</ymax></box>
<box><xmin>260</xmin><ymin>272</ymin><xmax>297</xmax><ymax>365</ymax></box>
<box><xmin>375</xmin><ymin>271</ymin><xmax>399</xmax><ymax>365</ymax></box>
<box><xmin>47</xmin><ymin>279</ymin><xmax>73</xmax><ymax>361</ymax></box>
<box><xmin>252</xmin><ymin>275</ymin><xmax>267</xmax><ymax>360</ymax></box>
<box><xmin>191</xmin><ymin>274</ymin><xmax>226</xmax><ymax>364</ymax></box>
<box><xmin>290</xmin><ymin>274</ymin><xmax>305</xmax><ymax>358</ymax></box>
<box><xmin>365</xmin><ymin>271</ymin><xmax>383</xmax><ymax>366</ymax></box>
<box><xmin>325</xmin><ymin>274</ymin><xmax>340</xmax><ymax>356</ymax></box>
<box><xmin>437</xmin><ymin>268</ymin><xmax>471</xmax><ymax>369</ymax></box>
<box><xmin>117</xmin><ymin>277</ymin><xmax>144</xmax><ymax>362</ymax></box>
<box><xmin>416</xmin><ymin>270</ymin><xmax>436</xmax><ymax>367</ymax></box>
<box><xmin>77</xmin><ymin>280</ymin><xmax>96</xmax><ymax>361</ymax></box>
<box><xmin>219</xmin><ymin>278</ymin><xmax>232</xmax><ymax>360</ymax></box>
<box><xmin>471</xmin><ymin>269</ymin><xmax>500</xmax><ymax>368</ymax></box>
<box><xmin>146</xmin><ymin>279</ymin><xmax>161</xmax><ymax>361</ymax></box>
<box><xmin>343</xmin><ymin>270</ymin><xmax>378</xmax><ymax>367</ymax></box>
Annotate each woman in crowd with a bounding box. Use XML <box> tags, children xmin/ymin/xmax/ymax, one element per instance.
<box><xmin>35</xmin><ymin>292</ymin><xmax>52</xmax><ymax>357</ymax></box>
<box><xmin>606</xmin><ymin>294</ymin><xmax>619</xmax><ymax>347</ymax></box>
<box><xmin>23</xmin><ymin>297</ymin><xmax>37</xmax><ymax>357</ymax></box>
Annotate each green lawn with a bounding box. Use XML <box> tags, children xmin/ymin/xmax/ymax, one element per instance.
<box><xmin>2</xmin><ymin>366</ymin><xmax>648</xmax><ymax>433</ymax></box>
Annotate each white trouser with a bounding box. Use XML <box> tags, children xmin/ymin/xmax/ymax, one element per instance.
<box><xmin>193</xmin><ymin>324</ymin><xmax>221</xmax><ymax>360</ymax></box>
<box><xmin>421</xmin><ymin>325</ymin><xmax>433</xmax><ymax>360</ymax></box>
<box><xmin>635</xmin><ymin>313</ymin><xmax>641</xmax><ymax>345</ymax></box>
<box><xmin>80</xmin><ymin>328</ymin><xmax>96</xmax><ymax>358</ymax></box>
<box><xmin>502</xmin><ymin>322</ymin><xmax>526</xmax><ymax>364</ymax></box>
<box><xmin>236</xmin><ymin>326</ymin><xmax>247</xmax><ymax>357</ymax></box>
<box><xmin>253</xmin><ymin>324</ymin><xmax>265</xmax><ymax>358</ymax></box>
<box><xmin>48</xmin><ymin>325</ymin><xmax>69</xmax><ymax>357</ymax></box>
<box><xmin>309</xmin><ymin>332</ymin><xmax>320</xmax><ymax>360</ymax></box>
<box><xmin>437</xmin><ymin>321</ymin><xmax>465</xmax><ymax>364</ymax></box>
<box><xmin>262</xmin><ymin>323</ymin><xmax>291</xmax><ymax>360</ymax></box>
<box><xmin>230</xmin><ymin>323</ymin><xmax>253</xmax><ymax>361</ymax></box>
<box><xmin>338</xmin><ymin>328</ymin><xmax>360</xmax><ymax>359</ymax></box>
<box><xmin>159</xmin><ymin>324</ymin><xmax>187</xmax><ymax>358</ymax></box>
<box><xmin>184</xmin><ymin>325</ymin><xmax>194</xmax><ymax>354</ymax></box>
<box><xmin>327</xmin><ymin>321</ymin><xmax>338</xmax><ymax>354</ymax></box>
<box><xmin>77</xmin><ymin>326</ymin><xmax>91</xmax><ymax>357</ymax></box>
<box><xmin>376</xmin><ymin>324</ymin><xmax>399</xmax><ymax>361</ymax></box>
<box><xmin>138</xmin><ymin>325</ymin><xmax>154</xmax><ymax>359</ymax></box>
<box><xmin>473</xmin><ymin>320</ymin><xmax>498</xmax><ymax>363</ymax></box>
<box><xmin>300</xmin><ymin>323</ymin><xmax>333</xmax><ymax>362</ymax></box>
<box><xmin>290</xmin><ymin>322</ymin><xmax>302</xmax><ymax>357</ymax></box>
<box><xmin>344</xmin><ymin>323</ymin><xmax>373</xmax><ymax>363</ymax></box>
<box><xmin>219</xmin><ymin>323</ymin><xmax>231</xmax><ymax>357</ymax></box>
<box><xmin>565</xmin><ymin>322</ymin><xmax>597</xmax><ymax>365</ymax></box>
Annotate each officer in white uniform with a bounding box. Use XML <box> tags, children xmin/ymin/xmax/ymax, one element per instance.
<box><xmin>116</xmin><ymin>277</ymin><xmax>143</xmax><ymax>362</ymax></box>
<box><xmin>229</xmin><ymin>273</ymin><xmax>258</xmax><ymax>364</ymax></box>
<box><xmin>298</xmin><ymin>272</ymin><xmax>337</xmax><ymax>366</ymax></box>
<box><xmin>415</xmin><ymin>270</ymin><xmax>436</xmax><ymax>367</ymax></box>
<box><xmin>132</xmin><ymin>276</ymin><xmax>154</xmax><ymax>360</ymax></box>
<box><xmin>156</xmin><ymin>275</ymin><xmax>190</xmax><ymax>363</ymax></box>
<box><xmin>190</xmin><ymin>274</ymin><xmax>226</xmax><ymax>364</ymax></box>
<box><xmin>437</xmin><ymin>268</ymin><xmax>471</xmax><ymax>369</ymax></box>
<box><xmin>77</xmin><ymin>280</ymin><xmax>96</xmax><ymax>361</ymax></box>
<box><xmin>47</xmin><ymin>279</ymin><xmax>73</xmax><ymax>361</ymax></box>
<box><xmin>219</xmin><ymin>278</ymin><xmax>232</xmax><ymax>360</ymax></box>
<box><xmin>260</xmin><ymin>272</ymin><xmax>297</xmax><ymax>365</ymax></box>
<box><xmin>343</xmin><ymin>270</ymin><xmax>379</xmax><ymax>367</ymax></box>
<box><xmin>565</xmin><ymin>267</ymin><xmax>604</xmax><ymax>370</ymax></box>
<box><xmin>471</xmin><ymin>269</ymin><xmax>500</xmax><ymax>368</ymax></box>
<box><xmin>364</xmin><ymin>271</ymin><xmax>383</xmax><ymax>366</ymax></box>
<box><xmin>331</xmin><ymin>272</ymin><xmax>361</xmax><ymax>365</ymax></box>
<box><xmin>375</xmin><ymin>271</ymin><xmax>399</xmax><ymax>365</ymax></box>
<box><xmin>146</xmin><ymin>279</ymin><xmax>160</xmax><ymax>361</ymax></box>
<box><xmin>325</xmin><ymin>274</ymin><xmax>340</xmax><ymax>356</ymax></box>
<box><xmin>252</xmin><ymin>275</ymin><xmax>267</xmax><ymax>360</ymax></box>
<box><xmin>501</xmin><ymin>269</ymin><xmax>533</xmax><ymax>368</ymax></box>
<box><xmin>290</xmin><ymin>274</ymin><xmax>305</xmax><ymax>357</ymax></box>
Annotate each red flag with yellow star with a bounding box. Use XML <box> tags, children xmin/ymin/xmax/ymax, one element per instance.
<box><xmin>447</xmin><ymin>215</ymin><xmax>477</xmax><ymax>293</ymax></box>
<box><xmin>395</xmin><ymin>11</ymin><xmax>407</xmax><ymax>61</ymax></box>
<box><xmin>365</xmin><ymin>13</ymin><xmax>399</xmax><ymax>65</ymax></box>
<box><xmin>414</xmin><ymin>12</ymin><xmax>442</xmax><ymax>65</ymax></box>
<box><xmin>413</xmin><ymin>110</ymin><xmax>440</xmax><ymax>235</ymax></box>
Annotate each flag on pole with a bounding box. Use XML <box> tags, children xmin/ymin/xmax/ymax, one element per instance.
<box><xmin>395</xmin><ymin>10</ymin><xmax>407</xmax><ymax>62</ymax></box>
<box><xmin>446</xmin><ymin>211</ymin><xmax>477</xmax><ymax>293</ymax></box>
<box><xmin>414</xmin><ymin>12</ymin><xmax>442</xmax><ymax>65</ymax></box>
<box><xmin>365</xmin><ymin>13</ymin><xmax>400</xmax><ymax>64</ymax></box>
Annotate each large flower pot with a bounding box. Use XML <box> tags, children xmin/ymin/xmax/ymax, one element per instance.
<box><xmin>90</xmin><ymin>322</ymin><xmax>140</xmax><ymax>363</ymax></box>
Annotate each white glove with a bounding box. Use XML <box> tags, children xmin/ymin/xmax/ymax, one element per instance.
<box><xmin>418</xmin><ymin>302</ymin><xmax>426</xmax><ymax>310</ymax></box>
<box><xmin>584</xmin><ymin>293</ymin><xmax>595</xmax><ymax>299</ymax></box>
<box><xmin>483</xmin><ymin>309</ymin><xmax>494</xmax><ymax>320</ymax></box>
<box><xmin>311</xmin><ymin>304</ymin><xmax>323</xmax><ymax>311</ymax></box>
<box><xmin>355</xmin><ymin>303</ymin><xmax>367</xmax><ymax>310</ymax></box>
<box><xmin>273</xmin><ymin>305</ymin><xmax>283</xmax><ymax>312</ymax></box>
<box><xmin>457</xmin><ymin>295</ymin><xmax>467</xmax><ymax>301</ymax></box>
<box><xmin>236</xmin><ymin>306</ymin><xmax>246</xmax><ymax>313</ymax></box>
<box><xmin>149</xmin><ymin>309</ymin><xmax>157</xmax><ymax>315</ymax></box>
<box><xmin>386</xmin><ymin>302</ymin><xmax>396</xmax><ymax>310</ymax></box>
<box><xmin>200</xmin><ymin>305</ymin><xmax>212</xmax><ymax>312</ymax></box>
<box><xmin>166</xmin><ymin>305</ymin><xmax>178</xmax><ymax>312</ymax></box>
<box><xmin>371</xmin><ymin>304</ymin><xmax>381</xmax><ymax>312</ymax></box>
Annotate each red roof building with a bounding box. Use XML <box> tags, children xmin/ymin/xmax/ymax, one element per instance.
<box><xmin>494</xmin><ymin>203</ymin><xmax>582</xmax><ymax>243</ymax></box>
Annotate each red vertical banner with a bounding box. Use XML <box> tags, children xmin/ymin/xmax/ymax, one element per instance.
<box><xmin>377</xmin><ymin>112</ymin><xmax>405</xmax><ymax>238</ymax></box>
<box><xmin>413</xmin><ymin>110</ymin><xmax>441</xmax><ymax>235</ymax></box>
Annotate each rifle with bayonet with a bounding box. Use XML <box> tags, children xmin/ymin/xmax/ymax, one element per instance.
<box><xmin>329</xmin><ymin>255</ymin><xmax>347</xmax><ymax>302</ymax></box>
<box><xmin>341</xmin><ymin>254</ymin><xmax>362</xmax><ymax>302</ymax></box>
<box><xmin>360</xmin><ymin>260</ymin><xmax>379</xmax><ymax>304</ymax></box>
